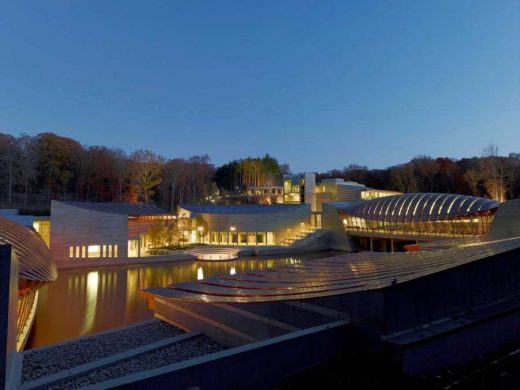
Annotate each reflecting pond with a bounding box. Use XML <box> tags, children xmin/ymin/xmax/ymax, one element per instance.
<box><xmin>26</xmin><ymin>252</ymin><xmax>332</xmax><ymax>349</ymax></box>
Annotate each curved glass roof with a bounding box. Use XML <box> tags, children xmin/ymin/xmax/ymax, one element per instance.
<box><xmin>339</xmin><ymin>193</ymin><xmax>499</xmax><ymax>223</ymax></box>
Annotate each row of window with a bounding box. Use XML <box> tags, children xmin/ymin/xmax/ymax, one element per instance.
<box><xmin>196</xmin><ymin>231</ymin><xmax>275</xmax><ymax>245</ymax></box>
<box><xmin>69</xmin><ymin>244</ymin><xmax>119</xmax><ymax>259</ymax></box>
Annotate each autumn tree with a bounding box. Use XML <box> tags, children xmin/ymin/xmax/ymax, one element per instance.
<box><xmin>0</xmin><ymin>133</ymin><xmax>19</xmax><ymax>203</ymax></box>
<box><xmin>130</xmin><ymin>150</ymin><xmax>164</xmax><ymax>204</ymax></box>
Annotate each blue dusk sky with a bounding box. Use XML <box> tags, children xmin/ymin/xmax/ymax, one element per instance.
<box><xmin>1</xmin><ymin>0</ymin><xmax>519</xmax><ymax>172</ymax></box>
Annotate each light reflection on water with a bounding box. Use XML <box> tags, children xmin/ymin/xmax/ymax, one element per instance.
<box><xmin>26</xmin><ymin>253</ymin><xmax>328</xmax><ymax>349</ymax></box>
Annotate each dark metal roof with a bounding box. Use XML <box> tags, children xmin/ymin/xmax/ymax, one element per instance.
<box><xmin>144</xmin><ymin>237</ymin><xmax>520</xmax><ymax>303</ymax></box>
<box><xmin>59</xmin><ymin>201</ymin><xmax>168</xmax><ymax>216</ymax></box>
<box><xmin>180</xmin><ymin>204</ymin><xmax>309</xmax><ymax>215</ymax></box>
<box><xmin>338</xmin><ymin>193</ymin><xmax>499</xmax><ymax>223</ymax></box>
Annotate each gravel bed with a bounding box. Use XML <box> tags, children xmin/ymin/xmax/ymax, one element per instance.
<box><xmin>46</xmin><ymin>335</ymin><xmax>223</xmax><ymax>389</ymax></box>
<box><xmin>22</xmin><ymin>320</ymin><xmax>183</xmax><ymax>383</ymax></box>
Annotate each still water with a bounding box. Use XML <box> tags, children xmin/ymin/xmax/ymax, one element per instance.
<box><xmin>26</xmin><ymin>252</ymin><xmax>330</xmax><ymax>349</ymax></box>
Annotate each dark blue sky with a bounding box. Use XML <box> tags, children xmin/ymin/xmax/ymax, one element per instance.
<box><xmin>1</xmin><ymin>1</ymin><xmax>519</xmax><ymax>172</ymax></box>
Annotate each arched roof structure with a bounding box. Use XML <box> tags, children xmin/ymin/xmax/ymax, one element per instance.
<box><xmin>339</xmin><ymin>193</ymin><xmax>499</xmax><ymax>223</ymax></box>
<box><xmin>0</xmin><ymin>216</ymin><xmax>57</xmax><ymax>284</ymax></box>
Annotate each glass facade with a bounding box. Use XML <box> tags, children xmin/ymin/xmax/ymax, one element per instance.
<box><xmin>195</xmin><ymin>230</ymin><xmax>275</xmax><ymax>245</ymax></box>
<box><xmin>340</xmin><ymin>193</ymin><xmax>499</xmax><ymax>238</ymax></box>
<box><xmin>33</xmin><ymin>220</ymin><xmax>51</xmax><ymax>247</ymax></box>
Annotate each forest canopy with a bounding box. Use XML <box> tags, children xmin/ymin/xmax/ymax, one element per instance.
<box><xmin>0</xmin><ymin>132</ymin><xmax>518</xmax><ymax>213</ymax></box>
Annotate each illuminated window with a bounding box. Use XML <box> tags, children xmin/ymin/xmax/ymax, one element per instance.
<box><xmin>108</xmin><ymin>245</ymin><xmax>112</xmax><ymax>258</ymax></box>
<box><xmin>69</xmin><ymin>246</ymin><xmax>74</xmax><ymax>258</ymax></box>
<box><xmin>82</xmin><ymin>246</ymin><xmax>86</xmax><ymax>258</ymax></box>
<box><xmin>88</xmin><ymin>245</ymin><xmax>101</xmax><ymax>258</ymax></box>
<box><xmin>76</xmin><ymin>246</ymin><xmax>80</xmax><ymax>258</ymax></box>
<box><xmin>114</xmin><ymin>244</ymin><xmax>118</xmax><ymax>258</ymax></box>
<box><xmin>128</xmin><ymin>240</ymin><xmax>139</xmax><ymax>258</ymax></box>
<box><xmin>102</xmin><ymin>245</ymin><xmax>106</xmax><ymax>257</ymax></box>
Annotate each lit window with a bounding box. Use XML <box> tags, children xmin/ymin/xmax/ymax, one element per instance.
<box><xmin>114</xmin><ymin>244</ymin><xmax>118</xmax><ymax>258</ymax></box>
<box><xmin>102</xmin><ymin>245</ymin><xmax>106</xmax><ymax>257</ymax></box>
<box><xmin>76</xmin><ymin>246</ymin><xmax>80</xmax><ymax>258</ymax></box>
<box><xmin>88</xmin><ymin>245</ymin><xmax>101</xmax><ymax>258</ymax></box>
<box><xmin>69</xmin><ymin>246</ymin><xmax>74</xmax><ymax>258</ymax></box>
<box><xmin>82</xmin><ymin>246</ymin><xmax>86</xmax><ymax>258</ymax></box>
<box><xmin>108</xmin><ymin>245</ymin><xmax>112</xmax><ymax>258</ymax></box>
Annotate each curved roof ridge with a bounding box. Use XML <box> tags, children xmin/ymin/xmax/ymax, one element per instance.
<box><xmin>340</xmin><ymin>193</ymin><xmax>499</xmax><ymax>222</ymax></box>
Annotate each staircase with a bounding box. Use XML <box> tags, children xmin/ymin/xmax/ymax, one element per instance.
<box><xmin>279</xmin><ymin>228</ymin><xmax>328</xmax><ymax>247</ymax></box>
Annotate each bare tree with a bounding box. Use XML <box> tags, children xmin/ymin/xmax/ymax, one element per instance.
<box><xmin>463</xmin><ymin>169</ymin><xmax>480</xmax><ymax>196</ymax></box>
<box><xmin>162</xmin><ymin>158</ymin><xmax>186</xmax><ymax>212</ymax></box>
<box><xmin>412</xmin><ymin>155</ymin><xmax>438</xmax><ymax>192</ymax></box>
<box><xmin>130</xmin><ymin>149</ymin><xmax>164</xmax><ymax>204</ymax></box>
<box><xmin>0</xmin><ymin>134</ymin><xmax>19</xmax><ymax>203</ymax></box>
<box><xmin>18</xmin><ymin>134</ymin><xmax>38</xmax><ymax>204</ymax></box>
<box><xmin>480</xmin><ymin>144</ymin><xmax>508</xmax><ymax>201</ymax></box>
<box><xmin>390</xmin><ymin>164</ymin><xmax>417</xmax><ymax>193</ymax></box>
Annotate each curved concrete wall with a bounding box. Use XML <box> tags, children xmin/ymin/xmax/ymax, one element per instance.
<box><xmin>488</xmin><ymin>199</ymin><xmax>520</xmax><ymax>240</ymax></box>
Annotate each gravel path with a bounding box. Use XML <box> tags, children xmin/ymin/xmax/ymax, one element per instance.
<box><xmin>22</xmin><ymin>320</ymin><xmax>183</xmax><ymax>383</ymax></box>
<box><xmin>45</xmin><ymin>335</ymin><xmax>223</xmax><ymax>389</ymax></box>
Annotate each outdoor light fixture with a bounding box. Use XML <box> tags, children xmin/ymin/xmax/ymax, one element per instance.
<box><xmin>197</xmin><ymin>226</ymin><xmax>204</xmax><ymax>243</ymax></box>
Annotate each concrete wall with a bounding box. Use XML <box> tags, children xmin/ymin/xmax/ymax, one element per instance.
<box><xmin>304</xmin><ymin>172</ymin><xmax>317</xmax><ymax>212</ymax></box>
<box><xmin>488</xmin><ymin>199</ymin><xmax>520</xmax><ymax>240</ymax></box>
<box><xmin>321</xmin><ymin>202</ymin><xmax>356</xmax><ymax>251</ymax></box>
<box><xmin>382</xmin><ymin>248</ymin><xmax>520</xmax><ymax>334</ymax></box>
<box><xmin>101</xmin><ymin>321</ymin><xmax>351</xmax><ymax>390</ymax></box>
<box><xmin>0</xmin><ymin>245</ymin><xmax>19</xmax><ymax>389</ymax></box>
<box><xmin>50</xmin><ymin>201</ymin><xmax>129</xmax><ymax>266</ymax></box>
<box><xmin>396</xmin><ymin>307</ymin><xmax>520</xmax><ymax>375</ymax></box>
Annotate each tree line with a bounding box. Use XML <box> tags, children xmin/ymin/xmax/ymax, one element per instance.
<box><xmin>0</xmin><ymin>132</ymin><xmax>518</xmax><ymax>213</ymax></box>
<box><xmin>320</xmin><ymin>144</ymin><xmax>520</xmax><ymax>202</ymax></box>
<box><xmin>0</xmin><ymin>132</ymin><xmax>215</xmax><ymax>212</ymax></box>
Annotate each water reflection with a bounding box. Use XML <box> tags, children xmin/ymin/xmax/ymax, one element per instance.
<box><xmin>82</xmin><ymin>271</ymin><xmax>99</xmax><ymax>335</ymax></box>
<box><xmin>26</xmin><ymin>252</ymin><xmax>331</xmax><ymax>349</ymax></box>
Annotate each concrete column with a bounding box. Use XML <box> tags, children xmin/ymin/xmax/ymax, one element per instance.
<box><xmin>369</xmin><ymin>237</ymin><xmax>373</xmax><ymax>252</ymax></box>
<box><xmin>391</xmin><ymin>238</ymin><xmax>394</xmax><ymax>253</ymax></box>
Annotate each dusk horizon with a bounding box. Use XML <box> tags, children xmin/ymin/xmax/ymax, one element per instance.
<box><xmin>2</xmin><ymin>1</ymin><xmax>519</xmax><ymax>172</ymax></box>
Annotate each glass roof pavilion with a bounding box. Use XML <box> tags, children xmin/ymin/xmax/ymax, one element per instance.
<box><xmin>338</xmin><ymin>193</ymin><xmax>500</xmax><ymax>237</ymax></box>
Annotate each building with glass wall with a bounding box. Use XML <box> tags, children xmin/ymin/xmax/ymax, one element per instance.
<box><xmin>323</xmin><ymin>193</ymin><xmax>501</xmax><ymax>252</ymax></box>
<box><xmin>178</xmin><ymin>203</ymin><xmax>311</xmax><ymax>246</ymax></box>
